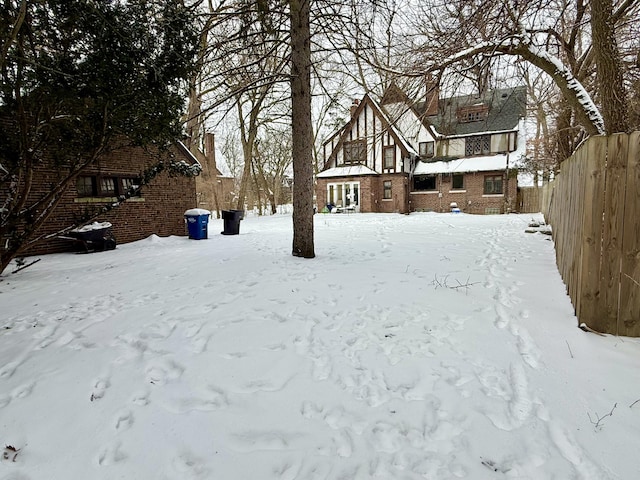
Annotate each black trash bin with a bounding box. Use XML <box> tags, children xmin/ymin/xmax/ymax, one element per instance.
<box><xmin>221</xmin><ymin>210</ymin><xmax>243</xmax><ymax>235</ymax></box>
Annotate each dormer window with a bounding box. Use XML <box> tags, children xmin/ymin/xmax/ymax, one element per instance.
<box><xmin>457</xmin><ymin>105</ymin><xmax>488</xmax><ymax>123</ymax></box>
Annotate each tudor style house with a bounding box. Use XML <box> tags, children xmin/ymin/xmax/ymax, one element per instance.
<box><xmin>316</xmin><ymin>84</ymin><xmax>526</xmax><ymax>214</ymax></box>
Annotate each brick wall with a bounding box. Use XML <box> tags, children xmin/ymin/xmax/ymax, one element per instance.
<box><xmin>316</xmin><ymin>173</ymin><xmax>410</xmax><ymax>213</ymax></box>
<box><xmin>20</xmin><ymin>144</ymin><xmax>197</xmax><ymax>256</ymax></box>
<box><xmin>409</xmin><ymin>170</ymin><xmax>517</xmax><ymax>214</ymax></box>
<box><xmin>377</xmin><ymin>174</ymin><xmax>410</xmax><ymax>214</ymax></box>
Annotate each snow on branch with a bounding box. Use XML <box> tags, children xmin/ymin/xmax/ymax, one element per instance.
<box><xmin>526</xmin><ymin>45</ymin><xmax>605</xmax><ymax>135</ymax></box>
<box><xmin>422</xmin><ymin>34</ymin><xmax>606</xmax><ymax>136</ymax></box>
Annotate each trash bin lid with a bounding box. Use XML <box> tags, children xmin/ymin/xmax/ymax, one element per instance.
<box><xmin>184</xmin><ymin>208</ymin><xmax>211</xmax><ymax>216</ymax></box>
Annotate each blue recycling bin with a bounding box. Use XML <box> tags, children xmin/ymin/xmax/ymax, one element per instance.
<box><xmin>184</xmin><ymin>209</ymin><xmax>211</xmax><ymax>240</ymax></box>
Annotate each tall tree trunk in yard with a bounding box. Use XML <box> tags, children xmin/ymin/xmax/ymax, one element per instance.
<box><xmin>289</xmin><ymin>0</ymin><xmax>315</xmax><ymax>258</ymax></box>
<box><xmin>591</xmin><ymin>0</ymin><xmax>629</xmax><ymax>134</ymax></box>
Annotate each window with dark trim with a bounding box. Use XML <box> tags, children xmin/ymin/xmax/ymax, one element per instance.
<box><xmin>383</xmin><ymin>146</ymin><xmax>395</xmax><ymax>169</ymax></box>
<box><xmin>484</xmin><ymin>175</ymin><xmax>503</xmax><ymax>194</ymax></box>
<box><xmin>120</xmin><ymin>177</ymin><xmax>141</xmax><ymax>197</ymax></box>
<box><xmin>77</xmin><ymin>176</ymin><xmax>96</xmax><ymax>197</ymax></box>
<box><xmin>452</xmin><ymin>173</ymin><xmax>464</xmax><ymax>189</ymax></box>
<box><xmin>465</xmin><ymin>135</ymin><xmax>491</xmax><ymax>156</ymax></box>
<box><xmin>419</xmin><ymin>141</ymin><xmax>434</xmax><ymax>158</ymax></box>
<box><xmin>343</xmin><ymin>139</ymin><xmax>366</xmax><ymax>165</ymax></box>
<box><xmin>76</xmin><ymin>175</ymin><xmax>142</xmax><ymax>198</ymax></box>
<box><xmin>99</xmin><ymin>177</ymin><xmax>116</xmax><ymax>196</ymax></box>
<box><xmin>457</xmin><ymin>105</ymin><xmax>488</xmax><ymax>123</ymax></box>
<box><xmin>383</xmin><ymin>180</ymin><xmax>392</xmax><ymax>199</ymax></box>
<box><xmin>413</xmin><ymin>175</ymin><xmax>437</xmax><ymax>191</ymax></box>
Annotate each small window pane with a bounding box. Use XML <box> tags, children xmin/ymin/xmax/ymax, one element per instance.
<box><xmin>121</xmin><ymin>177</ymin><xmax>141</xmax><ymax>197</ymax></box>
<box><xmin>465</xmin><ymin>135</ymin><xmax>491</xmax><ymax>156</ymax></box>
<box><xmin>484</xmin><ymin>175</ymin><xmax>503</xmax><ymax>194</ymax></box>
<box><xmin>414</xmin><ymin>175</ymin><xmax>437</xmax><ymax>191</ymax></box>
<box><xmin>452</xmin><ymin>174</ymin><xmax>464</xmax><ymax>189</ymax></box>
<box><xmin>344</xmin><ymin>140</ymin><xmax>366</xmax><ymax>165</ymax></box>
<box><xmin>100</xmin><ymin>177</ymin><xmax>116</xmax><ymax>195</ymax></box>
<box><xmin>419</xmin><ymin>141</ymin><xmax>434</xmax><ymax>157</ymax></box>
<box><xmin>77</xmin><ymin>176</ymin><xmax>95</xmax><ymax>197</ymax></box>
<box><xmin>383</xmin><ymin>180</ymin><xmax>392</xmax><ymax>199</ymax></box>
<box><xmin>383</xmin><ymin>146</ymin><xmax>395</xmax><ymax>169</ymax></box>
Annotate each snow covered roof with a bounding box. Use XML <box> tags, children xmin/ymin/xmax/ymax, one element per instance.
<box><xmin>316</xmin><ymin>165</ymin><xmax>378</xmax><ymax>178</ymax></box>
<box><xmin>176</xmin><ymin>141</ymin><xmax>201</xmax><ymax>166</ymax></box>
<box><xmin>415</xmin><ymin>86</ymin><xmax>526</xmax><ymax>137</ymax></box>
<box><xmin>414</xmin><ymin>155</ymin><xmax>511</xmax><ymax>175</ymax></box>
<box><xmin>415</xmin><ymin>118</ymin><xmax>527</xmax><ymax>175</ymax></box>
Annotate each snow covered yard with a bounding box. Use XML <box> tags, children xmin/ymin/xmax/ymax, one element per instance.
<box><xmin>1</xmin><ymin>212</ymin><xmax>639</xmax><ymax>480</ymax></box>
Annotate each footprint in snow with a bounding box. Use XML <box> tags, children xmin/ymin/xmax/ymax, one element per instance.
<box><xmin>97</xmin><ymin>441</ymin><xmax>126</xmax><ymax>466</ymax></box>
<box><xmin>11</xmin><ymin>382</ymin><xmax>34</xmax><ymax>400</ymax></box>
<box><xmin>171</xmin><ymin>451</ymin><xmax>209</xmax><ymax>478</ymax></box>
<box><xmin>114</xmin><ymin>409</ymin><xmax>134</xmax><ymax>431</ymax></box>
<box><xmin>131</xmin><ymin>390</ymin><xmax>150</xmax><ymax>406</ymax></box>
<box><xmin>0</xmin><ymin>361</ymin><xmax>19</xmax><ymax>378</ymax></box>
<box><xmin>90</xmin><ymin>378</ymin><xmax>110</xmax><ymax>401</ymax></box>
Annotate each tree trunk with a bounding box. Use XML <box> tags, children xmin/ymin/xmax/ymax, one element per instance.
<box><xmin>289</xmin><ymin>0</ymin><xmax>314</xmax><ymax>258</ymax></box>
<box><xmin>591</xmin><ymin>0</ymin><xmax>629</xmax><ymax>134</ymax></box>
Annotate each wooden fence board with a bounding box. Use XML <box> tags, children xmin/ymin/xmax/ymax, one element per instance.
<box><xmin>619</xmin><ymin>131</ymin><xmax>640</xmax><ymax>336</ymax></box>
<box><xmin>572</xmin><ymin>147</ymin><xmax>587</xmax><ymax>310</ymax></box>
<box><xmin>597</xmin><ymin>134</ymin><xmax>629</xmax><ymax>334</ymax></box>
<box><xmin>578</xmin><ymin>137</ymin><xmax>606</xmax><ymax>326</ymax></box>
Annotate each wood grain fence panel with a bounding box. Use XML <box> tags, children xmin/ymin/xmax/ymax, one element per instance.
<box><xmin>557</xmin><ymin>161</ymin><xmax>576</xmax><ymax>293</ymax></box>
<box><xmin>597</xmin><ymin>134</ymin><xmax>629</xmax><ymax>334</ymax></box>
<box><xmin>572</xmin><ymin>147</ymin><xmax>587</xmax><ymax>310</ymax></box>
<box><xmin>619</xmin><ymin>131</ymin><xmax>640</xmax><ymax>336</ymax></box>
<box><xmin>563</xmin><ymin>157</ymin><xmax>575</xmax><ymax>295</ymax></box>
<box><xmin>518</xmin><ymin>187</ymin><xmax>541</xmax><ymax>213</ymax></box>
<box><xmin>578</xmin><ymin>137</ymin><xmax>607</xmax><ymax>327</ymax></box>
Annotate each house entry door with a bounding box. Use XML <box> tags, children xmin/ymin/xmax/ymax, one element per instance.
<box><xmin>327</xmin><ymin>181</ymin><xmax>360</xmax><ymax>212</ymax></box>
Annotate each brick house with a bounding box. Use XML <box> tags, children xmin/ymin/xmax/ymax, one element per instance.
<box><xmin>316</xmin><ymin>84</ymin><xmax>526</xmax><ymax>214</ymax></box>
<box><xmin>20</xmin><ymin>141</ymin><xmax>201</xmax><ymax>256</ymax></box>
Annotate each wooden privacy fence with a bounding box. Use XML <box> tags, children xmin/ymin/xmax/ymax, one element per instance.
<box><xmin>539</xmin><ymin>132</ymin><xmax>640</xmax><ymax>337</ymax></box>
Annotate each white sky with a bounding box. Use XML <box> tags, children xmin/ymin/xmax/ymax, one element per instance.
<box><xmin>1</xmin><ymin>212</ymin><xmax>639</xmax><ymax>479</ymax></box>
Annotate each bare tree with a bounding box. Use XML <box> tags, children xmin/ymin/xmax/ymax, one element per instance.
<box><xmin>382</xmin><ymin>1</ymin><xmax>639</xmax><ymax>144</ymax></box>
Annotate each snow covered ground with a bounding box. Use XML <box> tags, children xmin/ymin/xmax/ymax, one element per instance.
<box><xmin>1</xmin><ymin>212</ymin><xmax>639</xmax><ymax>480</ymax></box>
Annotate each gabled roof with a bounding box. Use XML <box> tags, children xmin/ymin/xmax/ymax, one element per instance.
<box><xmin>322</xmin><ymin>93</ymin><xmax>419</xmax><ymax>171</ymax></box>
<box><xmin>415</xmin><ymin>86</ymin><xmax>526</xmax><ymax>136</ymax></box>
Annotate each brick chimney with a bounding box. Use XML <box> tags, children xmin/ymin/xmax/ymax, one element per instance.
<box><xmin>203</xmin><ymin>133</ymin><xmax>218</xmax><ymax>174</ymax></box>
<box><xmin>350</xmin><ymin>98</ymin><xmax>360</xmax><ymax>117</ymax></box>
<box><xmin>425</xmin><ymin>76</ymin><xmax>439</xmax><ymax>116</ymax></box>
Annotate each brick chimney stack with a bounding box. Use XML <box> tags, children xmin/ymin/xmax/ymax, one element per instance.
<box><xmin>350</xmin><ymin>98</ymin><xmax>360</xmax><ymax>117</ymax></box>
<box><xmin>203</xmin><ymin>133</ymin><xmax>218</xmax><ymax>174</ymax></box>
<box><xmin>425</xmin><ymin>76</ymin><xmax>439</xmax><ymax>116</ymax></box>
